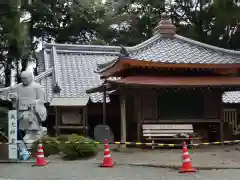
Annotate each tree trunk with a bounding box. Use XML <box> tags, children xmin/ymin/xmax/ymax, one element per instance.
<box><xmin>4</xmin><ymin>58</ymin><xmax>12</xmax><ymax>87</ymax></box>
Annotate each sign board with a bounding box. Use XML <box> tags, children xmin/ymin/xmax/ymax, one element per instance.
<box><xmin>61</xmin><ymin>112</ymin><xmax>82</xmax><ymax>125</ymax></box>
<box><xmin>8</xmin><ymin>110</ymin><xmax>18</xmax><ymax>160</ymax></box>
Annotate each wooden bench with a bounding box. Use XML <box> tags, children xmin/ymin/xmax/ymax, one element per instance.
<box><xmin>142</xmin><ymin>124</ymin><xmax>194</xmax><ymax>149</ymax></box>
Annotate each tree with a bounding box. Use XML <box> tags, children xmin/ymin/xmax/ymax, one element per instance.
<box><xmin>97</xmin><ymin>0</ymin><xmax>166</xmax><ymax>46</ymax></box>
<box><xmin>22</xmin><ymin>0</ymin><xmax>110</xmax><ymax>74</ymax></box>
<box><xmin>0</xmin><ymin>0</ymin><xmax>30</xmax><ymax>86</ymax></box>
<box><xmin>0</xmin><ymin>0</ymin><xmax>109</xmax><ymax>85</ymax></box>
<box><xmin>23</xmin><ymin>0</ymin><xmax>108</xmax><ymax>44</ymax></box>
<box><xmin>166</xmin><ymin>0</ymin><xmax>240</xmax><ymax>49</ymax></box>
<box><xmin>98</xmin><ymin>0</ymin><xmax>240</xmax><ymax>50</ymax></box>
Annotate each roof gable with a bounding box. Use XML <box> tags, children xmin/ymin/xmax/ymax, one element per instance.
<box><xmin>43</xmin><ymin>44</ymin><xmax>120</xmax><ymax>103</ymax></box>
<box><xmin>129</xmin><ymin>34</ymin><xmax>240</xmax><ymax>64</ymax></box>
<box><xmin>40</xmin><ymin>31</ymin><xmax>240</xmax><ymax>103</ymax></box>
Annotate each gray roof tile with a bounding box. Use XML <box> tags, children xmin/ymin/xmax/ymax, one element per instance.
<box><xmin>222</xmin><ymin>91</ymin><xmax>240</xmax><ymax>104</ymax></box>
<box><xmin>130</xmin><ymin>36</ymin><xmax>240</xmax><ymax>64</ymax></box>
<box><xmin>56</xmin><ymin>52</ymin><xmax>117</xmax><ymax>102</ymax></box>
<box><xmin>36</xmin><ymin>34</ymin><xmax>240</xmax><ymax>104</ymax></box>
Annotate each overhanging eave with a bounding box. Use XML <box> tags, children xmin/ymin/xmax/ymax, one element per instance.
<box><xmin>86</xmin><ymin>83</ymin><xmax>115</xmax><ymax>94</ymax></box>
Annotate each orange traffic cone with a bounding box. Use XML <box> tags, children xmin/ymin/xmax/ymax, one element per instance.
<box><xmin>179</xmin><ymin>141</ymin><xmax>196</xmax><ymax>173</ymax></box>
<box><xmin>99</xmin><ymin>139</ymin><xmax>115</xmax><ymax>167</ymax></box>
<box><xmin>33</xmin><ymin>143</ymin><xmax>48</xmax><ymax>166</ymax></box>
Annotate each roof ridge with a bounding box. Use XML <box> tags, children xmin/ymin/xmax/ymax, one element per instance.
<box><xmin>43</xmin><ymin>33</ymin><xmax>240</xmax><ymax>56</ymax></box>
<box><xmin>35</xmin><ymin>68</ymin><xmax>53</xmax><ymax>81</ymax></box>
<box><xmin>44</xmin><ymin>43</ymin><xmax>121</xmax><ymax>53</ymax></box>
<box><xmin>128</xmin><ymin>34</ymin><xmax>240</xmax><ymax>55</ymax></box>
<box><xmin>175</xmin><ymin>35</ymin><xmax>240</xmax><ymax>55</ymax></box>
<box><xmin>43</xmin><ymin>35</ymin><xmax>161</xmax><ymax>54</ymax></box>
<box><xmin>127</xmin><ymin>34</ymin><xmax>161</xmax><ymax>52</ymax></box>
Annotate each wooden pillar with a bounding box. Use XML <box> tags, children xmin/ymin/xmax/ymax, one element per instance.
<box><xmin>219</xmin><ymin>91</ymin><xmax>224</xmax><ymax>145</ymax></box>
<box><xmin>120</xmin><ymin>94</ymin><xmax>127</xmax><ymax>148</ymax></box>
<box><xmin>134</xmin><ymin>94</ymin><xmax>142</xmax><ymax>142</ymax></box>
<box><xmin>102</xmin><ymin>86</ymin><xmax>107</xmax><ymax>125</ymax></box>
<box><xmin>84</xmin><ymin>106</ymin><xmax>88</xmax><ymax>135</ymax></box>
<box><xmin>83</xmin><ymin>107</ymin><xmax>88</xmax><ymax>136</ymax></box>
<box><xmin>55</xmin><ymin>107</ymin><xmax>60</xmax><ymax>136</ymax></box>
<box><xmin>137</xmin><ymin>119</ymin><xmax>141</xmax><ymax>142</ymax></box>
<box><xmin>220</xmin><ymin>105</ymin><xmax>224</xmax><ymax>145</ymax></box>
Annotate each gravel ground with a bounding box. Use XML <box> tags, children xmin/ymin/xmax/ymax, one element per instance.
<box><xmin>0</xmin><ymin>161</ymin><xmax>240</xmax><ymax>180</ymax></box>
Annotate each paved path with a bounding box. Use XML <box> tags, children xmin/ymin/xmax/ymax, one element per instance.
<box><xmin>86</xmin><ymin>144</ymin><xmax>240</xmax><ymax>169</ymax></box>
<box><xmin>1</xmin><ymin>144</ymin><xmax>240</xmax><ymax>179</ymax></box>
<box><xmin>0</xmin><ymin>162</ymin><xmax>240</xmax><ymax>180</ymax></box>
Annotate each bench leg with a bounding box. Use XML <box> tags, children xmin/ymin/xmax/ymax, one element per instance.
<box><xmin>152</xmin><ymin>140</ymin><xmax>155</xmax><ymax>150</ymax></box>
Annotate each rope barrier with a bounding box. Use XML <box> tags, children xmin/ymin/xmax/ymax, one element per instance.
<box><xmin>2</xmin><ymin>139</ymin><xmax>240</xmax><ymax>147</ymax></box>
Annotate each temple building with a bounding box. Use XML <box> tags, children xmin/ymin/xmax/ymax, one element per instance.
<box><xmin>0</xmin><ymin>15</ymin><xmax>240</xmax><ymax>143</ymax></box>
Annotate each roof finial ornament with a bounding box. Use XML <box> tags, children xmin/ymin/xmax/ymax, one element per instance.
<box><xmin>154</xmin><ymin>12</ymin><xmax>176</xmax><ymax>38</ymax></box>
<box><xmin>118</xmin><ymin>46</ymin><xmax>130</xmax><ymax>59</ymax></box>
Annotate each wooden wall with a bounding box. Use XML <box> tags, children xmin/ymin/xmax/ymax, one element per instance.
<box><xmin>204</xmin><ymin>91</ymin><xmax>222</xmax><ymax>119</ymax></box>
<box><xmin>127</xmin><ymin>90</ymin><xmax>223</xmax><ymax>122</ymax></box>
<box><xmin>44</xmin><ymin>90</ymin><xmax>225</xmax><ymax>141</ymax></box>
<box><xmin>123</xmin><ymin>89</ymin><xmax>223</xmax><ymax>142</ymax></box>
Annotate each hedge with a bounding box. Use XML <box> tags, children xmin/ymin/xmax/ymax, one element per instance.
<box><xmin>31</xmin><ymin>134</ymin><xmax>98</xmax><ymax>160</ymax></box>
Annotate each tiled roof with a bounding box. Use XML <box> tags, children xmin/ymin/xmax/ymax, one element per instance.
<box><xmin>56</xmin><ymin>52</ymin><xmax>118</xmax><ymax>102</ymax></box>
<box><xmin>41</xmin><ymin>33</ymin><xmax>240</xmax><ymax>104</ymax></box>
<box><xmin>97</xmin><ymin>34</ymin><xmax>240</xmax><ymax>72</ymax></box>
<box><xmin>0</xmin><ymin>31</ymin><xmax>239</xmax><ymax>104</ymax></box>
<box><xmin>222</xmin><ymin>91</ymin><xmax>240</xmax><ymax>104</ymax></box>
<box><xmin>43</xmin><ymin>44</ymin><xmax>120</xmax><ymax>103</ymax></box>
<box><xmin>130</xmin><ymin>34</ymin><xmax>240</xmax><ymax>64</ymax></box>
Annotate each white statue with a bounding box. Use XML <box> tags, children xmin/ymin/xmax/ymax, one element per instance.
<box><xmin>8</xmin><ymin>71</ymin><xmax>47</xmax><ymax>148</ymax></box>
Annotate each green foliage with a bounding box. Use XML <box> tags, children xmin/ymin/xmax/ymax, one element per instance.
<box><xmin>0</xmin><ymin>0</ymin><xmax>31</xmax><ymax>86</ymax></box>
<box><xmin>31</xmin><ymin>134</ymin><xmax>98</xmax><ymax>160</ymax></box>
<box><xmin>99</xmin><ymin>0</ymin><xmax>240</xmax><ymax>49</ymax></box>
<box><xmin>59</xmin><ymin>134</ymin><xmax>98</xmax><ymax>160</ymax></box>
<box><xmin>24</xmin><ymin>0</ymin><xmax>108</xmax><ymax>44</ymax></box>
<box><xmin>31</xmin><ymin>136</ymin><xmax>59</xmax><ymax>157</ymax></box>
<box><xmin>165</xmin><ymin>0</ymin><xmax>240</xmax><ymax>50</ymax></box>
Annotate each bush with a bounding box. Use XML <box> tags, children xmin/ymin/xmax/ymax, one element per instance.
<box><xmin>56</xmin><ymin>134</ymin><xmax>68</xmax><ymax>142</ymax></box>
<box><xmin>59</xmin><ymin>134</ymin><xmax>98</xmax><ymax>160</ymax></box>
<box><xmin>30</xmin><ymin>134</ymin><xmax>98</xmax><ymax>160</ymax></box>
<box><xmin>31</xmin><ymin>136</ymin><xmax>59</xmax><ymax>157</ymax></box>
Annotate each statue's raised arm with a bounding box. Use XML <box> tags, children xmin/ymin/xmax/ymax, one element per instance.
<box><xmin>8</xmin><ymin>92</ymin><xmax>18</xmax><ymax>109</ymax></box>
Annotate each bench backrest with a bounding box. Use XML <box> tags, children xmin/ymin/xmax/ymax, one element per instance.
<box><xmin>142</xmin><ymin>124</ymin><xmax>194</xmax><ymax>137</ymax></box>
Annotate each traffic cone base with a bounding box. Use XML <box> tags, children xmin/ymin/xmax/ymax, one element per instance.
<box><xmin>99</xmin><ymin>139</ymin><xmax>115</xmax><ymax>168</ymax></box>
<box><xmin>34</xmin><ymin>158</ymin><xmax>48</xmax><ymax>166</ymax></box>
<box><xmin>179</xmin><ymin>141</ymin><xmax>196</xmax><ymax>173</ymax></box>
<box><xmin>99</xmin><ymin>162</ymin><xmax>116</xmax><ymax>168</ymax></box>
<box><xmin>179</xmin><ymin>168</ymin><xmax>197</xmax><ymax>173</ymax></box>
<box><xmin>33</xmin><ymin>144</ymin><xmax>48</xmax><ymax>167</ymax></box>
